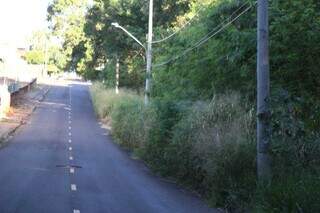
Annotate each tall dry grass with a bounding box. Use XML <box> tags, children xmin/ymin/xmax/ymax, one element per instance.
<box><xmin>90</xmin><ymin>83</ymin><xmax>320</xmax><ymax>212</ymax></box>
<box><xmin>90</xmin><ymin>82</ymin><xmax>141</xmax><ymax>119</ymax></box>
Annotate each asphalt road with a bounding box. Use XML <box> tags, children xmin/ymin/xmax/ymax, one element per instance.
<box><xmin>0</xmin><ymin>80</ymin><xmax>217</xmax><ymax>213</ymax></box>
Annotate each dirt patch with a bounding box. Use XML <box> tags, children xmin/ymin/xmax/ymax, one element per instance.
<box><xmin>0</xmin><ymin>84</ymin><xmax>50</xmax><ymax>147</ymax></box>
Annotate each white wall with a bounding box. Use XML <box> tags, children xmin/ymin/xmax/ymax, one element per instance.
<box><xmin>0</xmin><ymin>43</ymin><xmax>36</xmax><ymax>82</ymax></box>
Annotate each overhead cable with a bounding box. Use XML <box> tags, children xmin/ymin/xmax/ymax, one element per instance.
<box><xmin>153</xmin><ymin>2</ymin><xmax>256</xmax><ymax>68</ymax></box>
<box><xmin>152</xmin><ymin>1</ymin><xmax>251</xmax><ymax>44</ymax></box>
<box><xmin>152</xmin><ymin>5</ymin><xmax>205</xmax><ymax>44</ymax></box>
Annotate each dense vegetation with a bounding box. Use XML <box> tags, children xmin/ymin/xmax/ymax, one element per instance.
<box><xmin>49</xmin><ymin>0</ymin><xmax>320</xmax><ymax>212</ymax></box>
<box><xmin>24</xmin><ymin>30</ymin><xmax>67</xmax><ymax>74</ymax></box>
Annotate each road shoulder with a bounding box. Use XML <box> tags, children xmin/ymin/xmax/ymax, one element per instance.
<box><xmin>0</xmin><ymin>84</ymin><xmax>50</xmax><ymax>147</ymax></box>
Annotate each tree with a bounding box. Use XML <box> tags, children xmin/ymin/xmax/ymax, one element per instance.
<box><xmin>24</xmin><ymin>30</ymin><xmax>48</xmax><ymax>65</ymax></box>
<box><xmin>47</xmin><ymin>0</ymin><xmax>89</xmax><ymax>72</ymax></box>
<box><xmin>25</xmin><ymin>50</ymin><xmax>45</xmax><ymax>65</ymax></box>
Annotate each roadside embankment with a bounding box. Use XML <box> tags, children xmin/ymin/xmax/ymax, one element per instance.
<box><xmin>90</xmin><ymin>82</ymin><xmax>320</xmax><ymax>212</ymax></box>
<box><xmin>90</xmin><ymin>82</ymin><xmax>254</xmax><ymax>211</ymax></box>
<box><xmin>0</xmin><ymin>78</ymin><xmax>37</xmax><ymax>116</ymax></box>
<box><xmin>0</xmin><ymin>81</ymin><xmax>50</xmax><ymax>146</ymax></box>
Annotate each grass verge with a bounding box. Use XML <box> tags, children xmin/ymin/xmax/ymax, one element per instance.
<box><xmin>90</xmin><ymin>82</ymin><xmax>320</xmax><ymax>212</ymax></box>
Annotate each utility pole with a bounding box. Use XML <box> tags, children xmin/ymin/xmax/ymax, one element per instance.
<box><xmin>257</xmin><ymin>0</ymin><xmax>271</xmax><ymax>182</ymax></box>
<box><xmin>145</xmin><ymin>0</ymin><xmax>153</xmax><ymax>105</ymax></box>
<box><xmin>116</xmin><ymin>56</ymin><xmax>120</xmax><ymax>94</ymax></box>
<box><xmin>44</xmin><ymin>36</ymin><xmax>48</xmax><ymax>77</ymax></box>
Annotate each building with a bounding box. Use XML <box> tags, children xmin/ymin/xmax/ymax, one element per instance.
<box><xmin>0</xmin><ymin>42</ymin><xmax>36</xmax><ymax>82</ymax></box>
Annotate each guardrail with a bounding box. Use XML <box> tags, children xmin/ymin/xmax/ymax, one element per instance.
<box><xmin>8</xmin><ymin>82</ymin><xmax>19</xmax><ymax>93</ymax></box>
<box><xmin>10</xmin><ymin>78</ymin><xmax>37</xmax><ymax>96</ymax></box>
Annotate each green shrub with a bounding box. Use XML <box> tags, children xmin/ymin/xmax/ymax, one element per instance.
<box><xmin>90</xmin><ymin>82</ymin><xmax>156</xmax><ymax>150</ymax></box>
<box><xmin>253</xmin><ymin>89</ymin><xmax>320</xmax><ymax>213</ymax></box>
<box><xmin>90</xmin><ymin>83</ymin><xmax>320</xmax><ymax>212</ymax></box>
<box><xmin>164</xmin><ymin>94</ymin><xmax>256</xmax><ymax>211</ymax></box>
<box><xmin>111</xmin><ymin>96</ymin><xmax>156</xmax><ymax>150</ymax></box>
<box><xmin>254</xmin><ymin>170</ymin><xmax>320</xmax><ymax>213</ymax></box>
<box><xmin>90</xmin><ymin>82</ymin><xmax>138</xmax><ymax>119</ymax></box>
<box><xmin>141</xmin><ymin>99</ymin><xmax>191</xmax><ymax>172</ymax></box>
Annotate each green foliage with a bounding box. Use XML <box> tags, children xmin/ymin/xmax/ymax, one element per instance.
<box><xmin>90</xmin><ymin>82</ymin><xmax>155</xmax><ymax>150</ymax></box>
<box><xmin>90</xmin><ymin>82</ymin><xmax>124</xmax><ymax>118</ymax></box>
<box><xmin>270</xmin><ymin>0</ymin><xmax>320</xmax><ymax>98</ymax></box>
<box><xmin>152</xmin><ymin>0</ymin><xmax>320</xmax><ymax>108</ymax></box>
<box><xmin>48</xmin><ymin>46</ymin><xmax>68</xmax><ymax>72</ymax></box>
<box><xmin>91</xmin><ymin>84</ymin><xmax>256</xmax><ymax>210</ymax></box>
<box><xmin>91</xmin><ymin>82</ymin><xmax>320</xmax><ymax>212</ymax></box>
<box><xmin>142</xmin><ymin>94</ymin><xmax>256</xmax><ymax>211</ymax></box>
<box><xmin>168</xmin><ymin>95</ymin><xmax>255</xmax><ymax>207</ymax></box>
<box><xmin>25</xmin><ymin>50</ymin><xmax>45</xmax><ymax>65</ymax></box>
<box><xmin>24</xmin><ymin>30</ymin><xmax>66</xmax><ymax>73</ymax></box>
<box><xmin>25</xmin><ymin>30</ymin><xmax>47</xmax><ymax>65</ymax></box>
<box><xmin>47</xmin><ymin>0</ymin><xmax>89</xmax><ymax>72</ymax></box>
<box><xmin>48</xmin><ymin>0</ymin><xmax>320</xmax><ymax>104</ymax></box>
<box><xmin>48</xmin><ymin>0</ymin><xmax>195</xmax><ymax>82</ymax></box>
<box><xmin>152</xmin><ymin>0</ymin><xmax>258</xmax><ymax>100</ymax></box>
<box><xmin>255</xmin><ymin>171</ymin><xmax>320</xmax><ymax>213</ymax></box>
<box><xmin>111</xmin><ymin>96</ymin><xmax>156</xmax><ymax>150</ymax></box>
<box><xmin>98</xmin><ymin>57</ymin><xmax>145</xmax><ymax>91</ymax></box>
<box><xmin>256</xmin><ymin>89</ymin><xmax>320</xmax><ymax>212</ymax></box>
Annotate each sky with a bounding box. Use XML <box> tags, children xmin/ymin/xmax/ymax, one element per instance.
<box><xmin>0</xmin><ymin>0</ymin><xmax>51</xmax><ymax>46</ymax></box>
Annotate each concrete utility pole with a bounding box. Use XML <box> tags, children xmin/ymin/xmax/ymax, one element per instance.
<box><xmin>111</xmin><ymin>0</ymin><xmax>153</xmax><ymax>105</ymax></box>
<box><xmin>145</xmin><ymin>0</ymin><xmax>154</xmax><ymax>105</ymax></box>
<box><xmin>116</xmin><ymin>56</ymin><xmax>120</xmax><ymax>94</ymax></box>
<box><xmin>257</xmin><ymin>0</ymin><xmax>271</xmax><ymax>182</ymax></box>
<box><xmin>44</xmin><ymin>36</ymin><xmax>49</xmax><ymax>77</ymax></box>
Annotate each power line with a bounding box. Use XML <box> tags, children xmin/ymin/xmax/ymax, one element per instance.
<box><xmin>152</xmin><ymin>5</ymin><xmax>205</xmax><ymax>44</ymax></box>
<box><xmin>152</xmin><ymin>1</ymin><xmax>251</xmax><ymax>44</ymax></box>
<box><xmin>194</xmin><ymin>1</ymin><xmax>253</xmax><ymax>46</ymax></box>
<box><xmin>153</xmin><ymin>2</ymin><xmax>255</xmax><ymax>67</ymax></box>
<box><xmin>151</xmin><ymin>1</ymin><xmax>252</xmax><ymax>54</ymax></box>
<box><xmin>153</xmin><ymin>2</ymin><xmax>256</xmax><ymax>68</ymax></box>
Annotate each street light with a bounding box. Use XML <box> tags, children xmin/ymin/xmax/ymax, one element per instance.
<box><xmin>111</xmin><ymin>0</ymin><xmax>153</xmax><ymax>105</ymax></box>
<box><xmin>111</xmin><ymin>22</ymin><xmax>146</xmax><ymax>50</ymax></box>
<box><xmin>111</xmin><ymin>22</ymin><xmax>145</xmax><ymax>96</ymax></box>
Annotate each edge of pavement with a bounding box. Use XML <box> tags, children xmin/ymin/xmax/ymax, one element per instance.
<box><xmin>0</xmin><ymin>84</ymin><xmax>51</xmax><ymax>148</ymax></box>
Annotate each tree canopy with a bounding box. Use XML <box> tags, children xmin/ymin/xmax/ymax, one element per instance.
<box><xmin>47</xmin><ymin>0</ymin><xmax>320</xmax><ymax>129</ymax></box>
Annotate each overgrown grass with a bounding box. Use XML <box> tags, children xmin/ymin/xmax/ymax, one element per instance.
<box><xmin>90</xmin><ymin>82</ymin><xmax>141</xmax><ymax>119</ymax></box>
<box><xmin>90</xmin><ymin>82</ymin><xmax>320</xmax><ymax>212</ymax></box>
<box><xmin>90</xmin><ymin>82</ymin><xmax>154</xmax><ymax>149</ymax></box>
